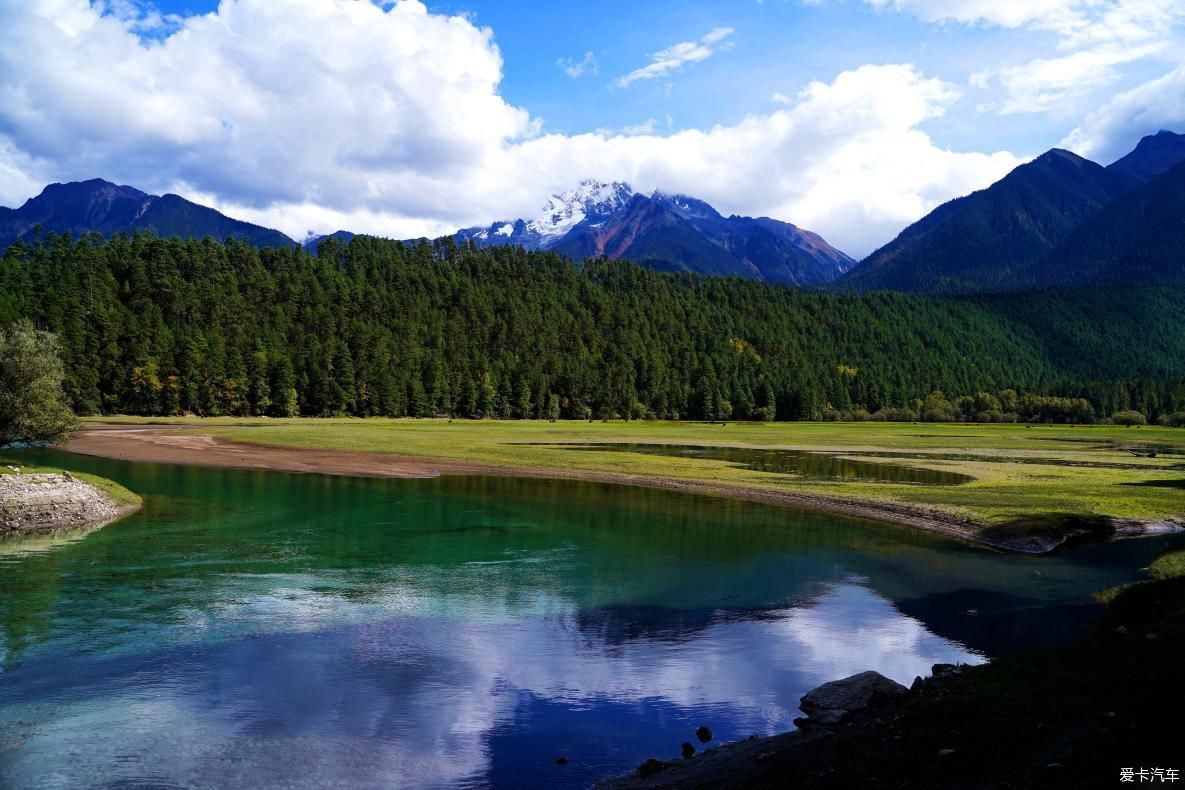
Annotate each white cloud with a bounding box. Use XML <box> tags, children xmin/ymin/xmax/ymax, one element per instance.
<box><xmin>506</xmin><ymin>64</ymin><xmax>1021</xmax><ymax>256</ymax></box>
<box><xmin>865</xmin><ymin>0</ymin><xmax>1181</xmax><ymax>45</ymax></box>
<box><xmin>0</xmin><ymin>1</ymin><xmax>1021</xmax><ymax>258</ymax></box>
<box><xmin>869</xmin><ymin>0</ymin><xmax>1185</xmax><ymax>117</ymax></box>
<box><xmin>1061</xmin><ymin>65</ymin><xmax>1185</xmax><ymax>162</ymax></box>
<box><xmin>615</xmin><ymin>27</ymin><xmax>735</xmax><ymax>88</ymax></box>
<box><xmin>983</xmin><ymin>44</ymin><xmax>1163</xmax><ymax>115</ymax></box>
<box><xmin>558</xmin><ymin>51</ymin><xmax>598</xmax><ymax>78</ymax></box>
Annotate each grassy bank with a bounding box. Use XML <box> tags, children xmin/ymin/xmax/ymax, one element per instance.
<box><xmin>78</xmin><ymin>418</ymin><xmax>1185</xmax><ymax>531</ymax></box>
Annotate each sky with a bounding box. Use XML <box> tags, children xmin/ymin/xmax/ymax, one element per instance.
<box><xmin>1</xmin><ymin>0</ymin><xmax>1183</xmax><ymax>257</ymax></box>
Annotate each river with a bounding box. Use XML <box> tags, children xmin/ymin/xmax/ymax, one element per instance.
<box><xmin>1</xmin><ymin>449</ymin><xmax>1178</xmax><ymax>788</ymax></box>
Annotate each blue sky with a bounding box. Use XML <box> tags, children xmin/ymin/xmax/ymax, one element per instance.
<box><xmin>1</xmin><ymin>0</ymin><xmax>1183</xmax><ymax>255</ymax></box>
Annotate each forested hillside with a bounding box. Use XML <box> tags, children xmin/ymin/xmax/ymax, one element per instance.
<box><xmin>2</xmin><ymin>232</ymin><xmax>1185</xmax><ymax>422</ymax></box>
<box><xmin>1031</xmin><ymin>160</ymin><xmax>1185</xmax><ymax>288</ymax></box>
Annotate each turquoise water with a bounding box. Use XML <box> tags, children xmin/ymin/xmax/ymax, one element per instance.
<box><xmin>0</xmin><ymin>450</ymin><xmax>1178</xmax><ymax>788</ymax></box>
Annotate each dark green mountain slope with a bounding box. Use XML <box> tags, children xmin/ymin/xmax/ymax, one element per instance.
<box><xmin>1107</xmin><ymin>130</ymin><xmax>1185</xmax><ymax>183</ymax></box>
<box><xmin>840</xmin><ymin>150</ymin><xmax>1139</xmax><ymax>293</ymax></box>
<box><xmin>1032</xmin><ymin>160</ymin><xmax>1185</xmax><ymax>287</ymax></box>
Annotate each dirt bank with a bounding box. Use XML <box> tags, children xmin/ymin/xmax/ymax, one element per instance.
<box><xmin>61</xmin><ymin>425</ymin><xmax>1171</xmax><ymax>553</ymax></box>
<box><xmin>0</xmin><ymin>470</ymin><xmax>137</xmax><ymax>536</ymax></box>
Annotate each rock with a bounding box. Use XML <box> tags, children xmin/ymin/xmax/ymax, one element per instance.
<box><xmin>0</xmin><ymin>473</ymin><xmax>125</xmax><ymax>536</ymax></box>
<box><xmin>695</xmin><ymin>725</ymin><xmax>713</xmax><ymax>743</ymax></box>
<box><xmin>554</xmin><ymin>757</ymin><xmax>569</xmax><ymax>766</ymax></box>
<box><xmin>681</xmin><ymin>742</ymin><xmax>695</xmax><ymax>759</ymax></box>
<box><xmin>812</xmin><ymin>710</ymin><xmax>848</xmax><ymax>727</ymax></box>
<box><xmin>931</xmin><ymin>663</ymin><xmax>960</xmax><ymax>677</ymax></box>
<box><xmin>800</xmin><ymin>671</ymin><xmax>908</xmax><ymax>720</ymax></box>
<box><xmin>910</xmin><ymin>676</ymin><xmax>924</xmax><ymax>691</ymax></box>
<box><xmin>61</xmin><ymin>471</ymin><xmax>74</xmax><ymax>482</ymax></box>
<box><xmin>637</xmin><ymin>759</ymin><xmax>667</xmax><ymax>780</ymax></box>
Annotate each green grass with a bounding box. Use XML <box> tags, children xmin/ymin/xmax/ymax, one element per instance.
<box><xmin>1149</xmin><ymin>549</ymin><xmax>1185</xmax><ymax>580</ymax></box>
<box><xmin>80</xmin><ymin>418</ymin><xmax>1185</xmax><ymax>529</ymax></box>
<box><xmin>1</xmin><ymin>462</ymin><xmax>141</xmax><ymax>509</ymax></box>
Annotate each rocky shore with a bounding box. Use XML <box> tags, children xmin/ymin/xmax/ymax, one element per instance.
<box><xmin>599</xmin><ymin>574</ymin><xmax>1185</xmax><ymax>789</ymax></box>
<box><xmin>0</xmin><ymin>469</ymin><xmax>135</xmax><ymax>536</ymax></box>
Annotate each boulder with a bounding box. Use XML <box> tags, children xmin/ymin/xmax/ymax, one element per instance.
<box><xmin>800</xmin><ymin>671</ymin><xmax>907</xmax><ymax>721</ymax></box>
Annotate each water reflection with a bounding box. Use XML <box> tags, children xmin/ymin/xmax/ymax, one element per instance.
<box><xmin>0</xmin><ymin>582</ymin><xmax>973</xmax><ymax>789</ymax></box>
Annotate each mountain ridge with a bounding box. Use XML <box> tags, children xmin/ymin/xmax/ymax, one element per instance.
<box><xmin>838</xmin><ymin>131</ymin><xmax>1185</xmax><ymax>293</ymax></box>
<box><xmin>0</xmin><ymin>179</ymin><xmax>297</xmax><ymax>250</ymax></box>
<box><xmin>455</xmin><ymin>180</ymin><xmax>855</xmax><ymax>286</ymax></box>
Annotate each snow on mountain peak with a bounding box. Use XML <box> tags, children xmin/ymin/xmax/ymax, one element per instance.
<box><xmin>527</xmin><ymin>180</ymin><xmax>635</xmax><ymax>243</ymax></box>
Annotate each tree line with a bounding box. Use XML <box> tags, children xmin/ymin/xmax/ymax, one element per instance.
<box><xmin>3</xmin><ymin>232</ymin><xmax>1185</xmax><ymax>424</ymax></box>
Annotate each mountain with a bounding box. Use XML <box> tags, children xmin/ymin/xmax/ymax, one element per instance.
<box><xmin>839</xmin><ymin>150</ymin><xmax>1140</xmax><ymax>293</ymax></box>
<box><xmin>456</xmin><ymin>181</ymin><xmax>635</xmax><ymax>252</ymax></box>
<box><xmin>1032</xmin><ymin>159</ymin><xmax>1185</xmax><ymax>288</ymax></box>
<box><xmin>454</xmin><ymin>180</ymin><xmax>854</xmax><ymax>286</ymax></box>
<box><xmin>1107</xmin><ymin>130</ymin><xmax>1185</xmax><ymax>183</ymax></box>
<box><xmin>0</xmin><ymin>179</ymin><xmax>296</xmax><ymax>250</ymax></box>
<box><xmin>302</xmin><ymin>230</ymin><xmax>356</xmax><ymax>249</ymax></box>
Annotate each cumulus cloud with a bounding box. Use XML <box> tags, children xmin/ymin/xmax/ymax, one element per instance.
<box><xmin>614</xmin><ymin>27</ymin><xmax>735</xmax><ymax>88</ymax></box>
<box><xmin>0</xmin><ymin>0</ymin><xmax>1021</xmax><ymax>257</ymax></box>
<box><xmin>1061</xmin><ymin>65</ymin><xmax>1185</xmax><ymax>162</ymax></box>
<box><xmin>508</xmin><ymin>64</ymin><xmax>1021</xmax><ymax>255</ymax></box>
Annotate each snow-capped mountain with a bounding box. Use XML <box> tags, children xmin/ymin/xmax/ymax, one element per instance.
<box><xmin>455</xmin><ymin>180</ymin><xmax>855</xmax><ymax>286</ymax></box>
<box><xmin>456</xmin><ymin>180</ymin><xmax>634</xmax><ymax>251</ymax></box>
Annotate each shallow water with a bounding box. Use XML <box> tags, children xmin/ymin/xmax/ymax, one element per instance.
<box><xmin>545</xmin><ymin>443</ymin><xmax>974</xmax><ymax>485</ymax></box>
<box><xmin>0</xmin><ymin>449</ymin><xmax>1179</xmax><ymax>788</ymax></box>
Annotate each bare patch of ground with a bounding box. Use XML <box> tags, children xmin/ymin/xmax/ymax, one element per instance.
<box><xmin>0</xmin><ymin>471</ymin><xmax>137</xmax><ymax>536</ymax></box>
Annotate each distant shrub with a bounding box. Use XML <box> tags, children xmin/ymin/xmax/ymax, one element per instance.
<box><xmin>870</xmin><ymin>407</ymin><xmax>919</xmax><ymax>422</ymax></box>
<box><xmin>1156</xmin><ymin>412</ymin><xmax>1185</xmax><ymax>427</ymax></box>
<box><xmin>848</xmin><ymin>408</ymin><xmax>871</xmax><ymax>422</ymax></box>
<box><xmin>1112</xmin><ymin>410</ymin><xmax>1148</xmax><ymax>426</ymax></box>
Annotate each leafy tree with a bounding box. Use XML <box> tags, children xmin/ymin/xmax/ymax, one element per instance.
<box><xmin>0</xmin><ymin>322</ymin><xmax>78</xmax><ymax>445</ymax></box>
